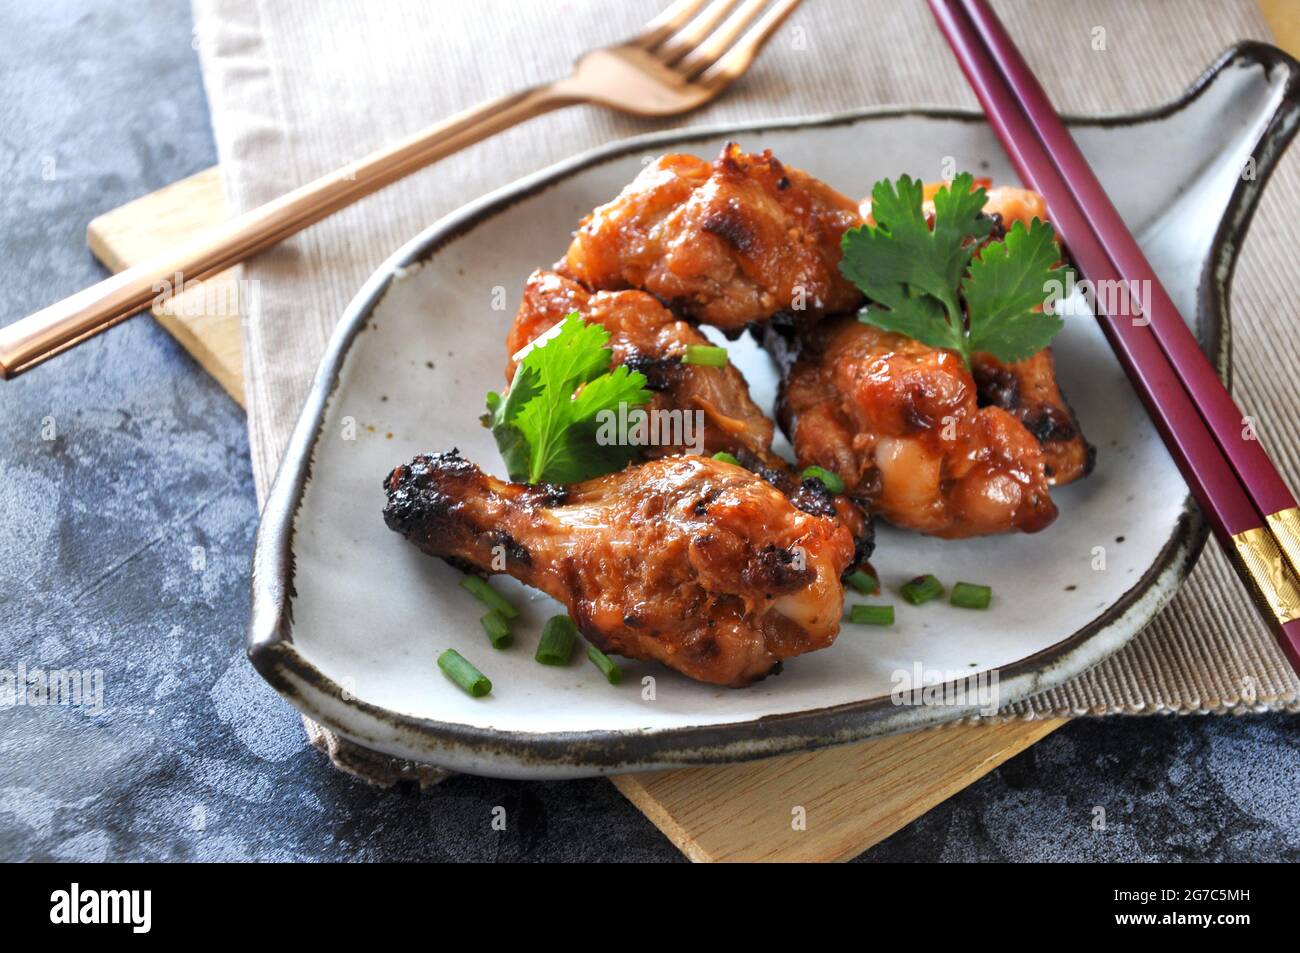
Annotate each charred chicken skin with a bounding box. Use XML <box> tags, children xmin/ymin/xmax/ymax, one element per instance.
<box><xmin>558</xmin><ymin>144</ymin><xmax>864</xmax><ymax>334</ymax></box>
<box><xmin>507</xmin><ymin>269</ymin><xmax>874</xmax><ymax>567</ymax></box>
<box><xmin>383</xmin><ymin>451</ymin><xmax>856</xmax><ymax>686</ymax></box>
<box><xmin>971</xmin><ymin>348</ymin><xmax>1093</xmax><ymax>485</ymax></box>
<box><xmin>774</xmin><ymin>318</ymin><xmax>1058</xmax><ymax>538</ymax></box>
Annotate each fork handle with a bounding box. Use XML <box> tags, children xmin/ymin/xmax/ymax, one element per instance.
<box><xmin>0</xmin><ymin>82</ymin><xmax>572</xmax><ymax>379</ymax></box>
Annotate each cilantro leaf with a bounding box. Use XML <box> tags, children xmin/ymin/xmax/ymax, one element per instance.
<box><xmin>839</xmin><ymin>172</ymin><xmax>1063</xmax><ymax>367</ymax></box>
<box><xmin>931</xmin><ymin>172</ymin><xmax>994</xmax><ymax>284</ymax></box>
<box><xmin>852</xmin><ymin>286</ymin><xmax>962</xmax><ymax>354</ymax></box>
<box><xmin>484</xmin><ymin>314</ymin><xmax>652</xmax><ymax>485</ymax></box>
<box><xmin>484</xmin><ymin>363</ymin><xmax>541</xmax><ymax>481</ymax></box>
<box><xmin>964</xmin><ymin>218</ymin><xmax>1065</xmax><ymax>362</ymax></box>
<box><xmin>840</xmin><ymin>173</ymin><xmax>991</xmax><ymax>352</ymax></box>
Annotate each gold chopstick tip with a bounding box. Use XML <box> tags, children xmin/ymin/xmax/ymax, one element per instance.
<box><xmin>1232</xmin><ymin>524</ymin><xmax>1300</xmax><ymax>625</ymax></box>
<box><xmin>1265</xmin><ymin>507</ymin><xmax>1300</xmax><ymax>580</ymax></box>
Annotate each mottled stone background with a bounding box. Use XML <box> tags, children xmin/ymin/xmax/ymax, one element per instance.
<box><xmin>0</xmin><ymin>0</ymin><xmax>1295</xmax><ymax>862</ymax></box>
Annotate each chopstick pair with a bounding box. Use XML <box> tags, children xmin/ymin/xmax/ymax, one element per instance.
<box><xmin>928</xmin><ymin>0</ymin><xmax>1300</xmax><ymax>672</ymax></box>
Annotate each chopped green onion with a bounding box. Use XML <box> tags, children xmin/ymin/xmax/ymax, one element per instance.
<box><xmin>586</xmin><ymin>644</ymin><xmax>623</xmax><ymax>684</ymax></box>
<box><xmin>437</xmin><ymin>649</ymin><xmax>491</xmax><ymax>697</ymax></box>
<box><xmin>460</xmin><ymin>574</ymin><xmax>518</xmax><ymax>619</ymax></box>
<box><xmin>712</xmin><ymin>451</ymin><xmax>741</xmax><ymax>466</ymax></box>
<box><xmin>536</xmin><ymin>615</ymin><xmax>578</xmax><ymax>666</ymax></box>
<box><xmin>950</xmin><ymin>581</ymin><xmax>992</xmax><ymax>610</ymax></box>
<box><xmin>900</xmin><ymin>574</ymin><xmax>945</xmax><ymax>605</ymax></box>
<box><xmin>801</xmin><ymin>465</ymin><xmax>845</xmax><ymax>494</ymax></box>
<box><xmin>849</xmin><ymin>604</ymin><xmax>894</xmax><ymax>626</ymax></box>
<box><xmin>845</xmin><ymin>569</ymin><xmax>880</xmax><ymax>595</ymax></box>
<box><xmin>480</xmin><ymin>610</ymin><xmax>512</xmax><ymax>649</ymax></box>
<box><xmin>681</xmin><ymin>344</ymin><xmax>728</xmax><ymax>367</ymax></box>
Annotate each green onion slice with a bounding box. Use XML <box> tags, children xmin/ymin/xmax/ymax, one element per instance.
<box><xmin>845</xmin><ymin>569</ymin><xmax>879</xmax><ymax>595</ymax></box>
<box><xmin>801</xmin><ymin>465</ymin><xmax>845</xmax><ymax>494</ymax></box>
<box><xmin>712</xmin><ymin>451</ymin><xmax>741</xmax><ymax>466</ymax></box>
<box><xmin>950</xmin><ymin>581</ymin><xmax>992</xmax><ymax>610</ymax></box>
<box><xmin>437</xmin><ymin>649</ymin><xmax>491</xmax><ymax>697</ymax></box>
<box><xmin>900</xmin><ymin>574</ymin><xmax>945</xmax><ymax>605</ymax></box>
<box><xmin>681</xmin><ymin>344</ymin><xmax>728</xmax><ymax>367</ymax></box>
<box><xmin>849</xmin><ymin>604</ymin><xmax>894</xmax><ymax>626</ymax></box>
<box><xmin>480</xmin><ymin>610</ymin><xmax>513</xmax><ymax>649</ymax></box>
<box><xmin>536</xmin><ymin>615</ymin><xmax>578</xmax><ymax>666</ymax></box>
<box><xmin>460</xmin><ymin>574</ymin><xmax>519</xmax><ymax>619</ymax></box>
<box><xmin>586</xmin><ymin>644</ymin><xmax>623</xmax><ymax>684</ymax></box>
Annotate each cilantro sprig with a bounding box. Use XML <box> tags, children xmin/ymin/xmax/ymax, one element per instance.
<box><xmin>839</xmin><ymin>172</ymin><xmax>1064</xmax><ymax>366</ymax></box>
<box><xmin>485</xmin><ymin>313</ymin><xmax>652</xmax><ymax>485</ymax></box>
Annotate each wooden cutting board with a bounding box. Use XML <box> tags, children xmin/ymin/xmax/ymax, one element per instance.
<box><xmin>86</xmin><ymin>169</ymin><xmax>1065</xmax><ymax>861</ymax></box>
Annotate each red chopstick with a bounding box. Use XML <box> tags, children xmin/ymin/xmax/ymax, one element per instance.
<box><xmin>928</xmin><ymin>0</ymin><xmax>1300</xmax><ymax>672</ymax></box>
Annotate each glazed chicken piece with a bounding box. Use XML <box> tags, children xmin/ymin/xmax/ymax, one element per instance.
<box><xmin>971</xmin><ymin>349</ymin><xmax>1093</xmax><ymax>485</ymax></box>
<box><xmin>507</xmin><ymin>270</ymin><xmax>775</xmax><ymax>462</ymax></box>
<box><xmin>859</xmin><ymin>179</ymin><xmax>1093</xmax><ymax>486</ymax></box>
<box><xmin>508</xmin><ymin>269</ymin><xmax>874</xmax><ymax>566</ymax></box>
<box><xmin>559</xmin><ymin>143</ymin><xmax>864</xmax><ymax>335</ymax></box>
<box><xmin>978</xmin><ymin>183</ymin><xmax>1049</xmax><ymax>233</ymax></box>
<box><xmin>383</xmin><ymin>451</ymin><xmax>856</xmax><ymax>686</ymax></box>
<box><xmin>773</xmin><ymin>318</ymin><xmax>1058</xmax><ymax>538</ymax></box>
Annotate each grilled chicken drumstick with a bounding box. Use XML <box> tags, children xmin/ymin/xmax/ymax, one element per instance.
<box><xmin>384</xmin><ymin>452</ymin><xmax>856</xmax><ymax>687</ymax></box>
<box><xmin>508</xmin><ymin>269</ymin><xmax>874</xmax><ymax>567</ymax></box>
<box><xmin>558</xmin><ymin>144</ymin><xmax>863</xmax><ymax>335</ymax></box>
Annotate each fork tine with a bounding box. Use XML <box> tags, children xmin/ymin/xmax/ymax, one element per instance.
<box><xmin>697</xmin><ymin>0</ymin><xmax>803</xmax><ymax>87</ymax></box>
<box><xmin>653</xmin><ymin>0</ymin><xmax>741</xmax><ymax>64</ymax></box>
<box><xmin>630</xmin><ymin>0</ymin><xmax>710</xmax><ymax>49</ymax></box>
<box><xmin>674</xmin><ymin>0</ymin><xmax>769</xmax><ymax>78</ymax></box>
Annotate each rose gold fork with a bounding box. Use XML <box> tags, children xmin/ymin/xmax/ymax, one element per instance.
<box><xmin>0</xmin><ymin>0</ymin><xmax>802</xmax><ymax>379</ymax></box>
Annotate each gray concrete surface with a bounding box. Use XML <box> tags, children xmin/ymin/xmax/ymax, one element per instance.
<box><xmin>0</xmin><ymin>0</ymin><xmax>1295</xmax><ymax>862</ymax></box>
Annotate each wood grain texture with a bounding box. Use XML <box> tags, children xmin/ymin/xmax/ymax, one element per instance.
<box><xmin>87</xmin><ymin>167</ymin><xmax>246</xmax><ymax>405</ymax></box>
<box><xmin>84</xmin><ymin>149</ymin><xmax>1072</xmax><ymax>866</ymax></box>
<box><xmin>612</xmin><ymin>719</ymin><xmax>1063</xmax><ymax>862</ymax></box>
<box><xmin>1259</xmin><ymin>0</ymin><xmax>1300</xmax><ymax>59</ymax></box>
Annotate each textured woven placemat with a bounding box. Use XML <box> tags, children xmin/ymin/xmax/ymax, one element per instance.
<box><xmin>192</xmin><ymin>0</ymin><xmax>1299</xmax><ymax>780</ymax></box>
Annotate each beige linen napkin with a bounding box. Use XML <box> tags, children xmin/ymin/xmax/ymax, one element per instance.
<box><xmin>193</xmin><ymin>0</ymin><xmax>1300</xmax><ymax>781</ymax></box>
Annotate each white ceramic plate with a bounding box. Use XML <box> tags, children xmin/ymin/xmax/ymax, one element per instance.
<box><xmin>250</xmin><ymin>44</ymin><xmax>1300</xmax><ymax>779</ymax></box>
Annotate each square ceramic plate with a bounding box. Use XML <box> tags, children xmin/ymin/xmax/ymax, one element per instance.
<box><xmin>250</xmin><ymin>44</ymin><xmax>1300</xmax><ymax>779</ymax></box>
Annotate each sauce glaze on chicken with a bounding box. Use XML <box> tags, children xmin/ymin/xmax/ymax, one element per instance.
<box><xmin>971</xmin><ymin>348</ymin><xmax>1093</xmax><ymax>486</ymax></box>
<box><xmin>508</xmin><ymin>269</ymin><xmax>874</xmax><ymax>567</ymax></box>
<box><xmin>559</xmin><ymin>143</ymin><xmax>864</xmax><ymax>334</ymax></box>
<box><xmin>384</xmin><ymin>452</ymin><xmax>856</xmax><ymax>686</ymax></box>
<box><xmin>767</xmin><ymin>177</ymin><xmax>1091</xmax><ymax>537</ymax></box>
<box><xmin>774</xmin><ymin>318</ymin><xmax>1059</xmax><ymax>538</ymax></box>
<box><xmin>507</xmin><ymin>269</ymin><xmax>776</xmax><ymax>460</ymax></box>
